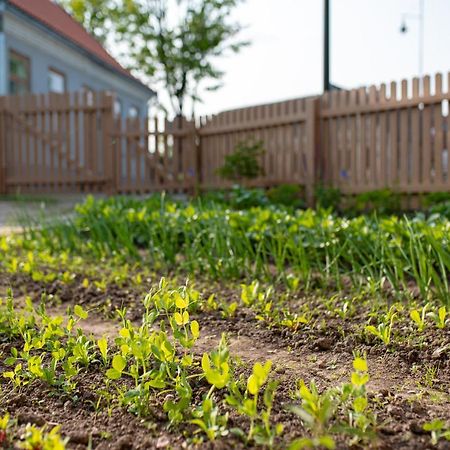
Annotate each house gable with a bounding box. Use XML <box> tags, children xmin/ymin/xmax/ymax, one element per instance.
<box><xmin>6</xmin><ymin>0</ymin><xmax>152</xmax><ymax>95</ymax></box>
<box><xmin>1</xmin><ymin>0</ymin><xmax>155</xmax><ymax>116</ymax></box>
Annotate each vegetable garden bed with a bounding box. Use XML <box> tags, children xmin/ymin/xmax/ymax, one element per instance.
<box><xmin>0</xmin><ymin>196</ymin><xmax>449</xmax><ymax>449</ymax></box>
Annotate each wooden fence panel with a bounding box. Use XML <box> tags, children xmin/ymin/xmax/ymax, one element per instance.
<box><xmin>319</xmin><ymin>72</ymin><xmax>450</xmax><ymax>196</ymax></box>
<box><xmin>0</xmin><ymin>91</ymin><xmax>114</xmax><ymax>194</ymax></box>
<box><xmin>1</xmin><ymin>72</ymin><xmax>450</xmax><ymax>200</ymax></box>
<box><xmin>198</xmin><ymin>96</ymin><xmax>314</xmax><ymax>192</ymax></box>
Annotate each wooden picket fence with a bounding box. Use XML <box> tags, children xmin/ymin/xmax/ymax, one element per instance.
<box><xmin>0</xmin><ymin>91</ymin><xmax>115</xmax><ymax>194</ymax></box>
<box><xmin>197</xmin><ymin>96</ymin><xmax>318</xmax><ymax>203</ymax></box>
<box><xmin>1</xmin><ymin>71</ymin><xmax>450</xmax><ymax>203</ymax></box>
<box><xmin>320</xmin><ymin>73</ymin><xmax>450</xmax><ymax>195</ymax></box>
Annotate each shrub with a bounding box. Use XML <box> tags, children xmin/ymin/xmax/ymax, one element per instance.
<box><xmin>354</xmin><ymin>189</ymin><xmax>400</xmax><ymax>215</ymax></box>
<box><xmin>315</xmin><ymin>185</ymin><xmax>341</xmax><ymax>211</ymax></box>
<box><xmin>267</xmin><ymin>184</ymin><xmax>304</xmax><ymax>208</ymax></box>
<box><xmin>217</xmin><ymin>140</ymin><xmax>265</xmax><ymax>182</ymax></box>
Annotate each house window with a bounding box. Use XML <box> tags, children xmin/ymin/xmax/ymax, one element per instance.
<box><xmin>83</xmin><ymin>85</ymin><xmax>95</xmax><ymax>106</ymax></box>
<box><xmin>114</xmin><ymin>99</ymin><xmax>122</xmax><ymax>117</ymax></box>
<box><xmin>9</xmin><ymin>50</ymin><xmax>30</xmax><ymax>94</ymax></box>
<box><xmin>129</xmin><ymin>106</ymin><xmax>139</xmax><ymax>118</ymax></box>
<box><xmin>48</xmin><ymin>68</ymin><xmax>66</xmax><ymax>93</ymax></box>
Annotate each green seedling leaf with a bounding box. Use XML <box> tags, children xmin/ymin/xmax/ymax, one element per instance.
<box><xmin>74</xmin><ymin>305</ymin><xmax>88</xmax><ymax>320</ymax></box>
<box><xmin>190</xmin><ymin>320</ymin><xmax>200</xmax><ymax>339</ymax></box>
<box><xmin>174</xmin><ymin>311</ymin><xmax>189</xmax><ymax>325</ymax></box>
<box><xmin>353</xmin><ymin>357</ymin><xmax>368</xmax><ymax>372</ymax></box>
<box><xmin>106</xmin><ymin>354</ymin><xmax>126</xmax><ymax>380</ymax></box>
<box><xmin>175</xmin><ymin>293</ymin><xmax>189</xmax><ymax>309</ymax></box>
<box><xmin>97</xmin><ymin>337</ymin><xmax>108</xmax><ymax>363</ymax></box>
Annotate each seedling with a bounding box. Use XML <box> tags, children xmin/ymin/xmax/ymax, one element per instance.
<box><xmin>288</xmin><ymin>380</ymin><xmax>336</xmax><ymax>445</ymax></box>
<box><xmin>191</xmin><ymin>397</ymin><xmax>229</xmax><ymax>441</ymax></box>
<box><xmin>365</xmin><ymin>307</ymin><xmax>397</xmax><ymax>345</ymax></box>
<box><xmin>226</xmin><ymin>360</ymin><xmax>282</xmax><ymax>446</ymax></box>
<box><xmin>428</xmin><ymin>306</ymin><xmax>448</xmax><ymax>329</ymax></box>
<box><xmin>410</xmin><ymin>304</ymin><xmax>429</xmax><ymax>332</ymax></box>
<box><xmin>423</xmin><ymin>419</ymin><xmax>450</xmax><ymax>445</ymax></box>
<box><xmin>19</xmin><ymin>424</ymin><xmax>68</xmax><ymax>450</ymax></box>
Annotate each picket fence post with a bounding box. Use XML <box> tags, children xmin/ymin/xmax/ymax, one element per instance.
<box><xmin>0</xmin><ymin>97</ymin><xmax>6</xmax><ymax>195</ymax></box>
<box><xmin>305</xmin><ymin>97</ymin><xmax>320</xmax><ymax>207</ymax></box>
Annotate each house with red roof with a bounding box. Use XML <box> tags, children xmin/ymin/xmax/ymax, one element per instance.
<box><xmin>0</xmin><ymin>0</ymin><xmax>155</xmax><ymax>117</ymax></box>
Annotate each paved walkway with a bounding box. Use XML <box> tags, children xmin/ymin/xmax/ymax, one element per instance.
<box><xmin>0</xmin><ymin>197</ymin><xmax>83</xmax><ymax>235</ymax></box>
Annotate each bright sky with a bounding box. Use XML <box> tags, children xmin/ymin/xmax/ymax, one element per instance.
<box><xmin>193</xmin><ymin>0</ymin><xmax>450</xmax><ymax>116</ymax></box>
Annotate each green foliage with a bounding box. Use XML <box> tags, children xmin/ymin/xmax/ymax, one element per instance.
<box><xmin>354</xmin><ymin>189</ymin><xmax>401</xmax><ymax>214</ymax></box>
<box><xmin>424</xmin><ymin>191</ymin><xmax>450</xmax><ymax>206</ymax></box>
<box><xmin>423</xmin><ymin>419</ymin><xmax>450</xmax><ymax>445</ymax></box>
<box><xmin>8</xmin><ymin>194</ymin><xmax>450</xmax><ymax>308</ymax></box>
<box><xmin>428</xmin><ymin>200</ymin><xmax>450</xmax><ymax>218</ymax></box>
<box><xmin>57</xmin><ymin>0</ymin><xmax>112</xmax><ymax>44</ymax></box>
<box><xmin>288</xmin><ymin>357</ymin><xmax>375</xmax><ymax>449</ymax></box>
<box><xmin>267</xmin><ymin>184</ymin><xmax>304</xmax><ymax>208</ymax></box>
<box><xmin>19</xmin><ymin>424</ymin><xmax>67</xmax><ymax>450</ymax></box>
<box><xmin>202</xmin><ymin>335</ymin><xmax>231</xmax><ymax>389</ymax></box>
<box><xmin>191</xmin><ymin>397</ymin><xmax>229</xmax><ymax>441</ymax></box>
<box><xmin>315</xmin><ymin>185</ymin><xmax>341</xmax><ymax>211</ymax></box>
<box><xmin>410</xmin><ymin>303</ymin><xmax>429</xmax><ymax>332</ymax></box>
<box><xmin>218</xmin><ymin>140</ymin><xmax>265</xmax><ymax>182</ymax></box>
<box><xmin>428</xmin><ymin>306</ymin><xmax>448</xmax><ymax>329</ymax></box>
<box><xmin>60</xmin><ymin>0</ymin><xmax>248</xmax><ymax>116</ymax></box>
<box><xmin>226</xmin><ymin>361</ymin><xmax>282</xmax><ymax>446</ymax></box>
<box><xmin>365</xmin><ymin>305</ymin><xmax>398</xmax><ymax>346</ymax></box>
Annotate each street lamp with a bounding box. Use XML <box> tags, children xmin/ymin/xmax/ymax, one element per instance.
<box><xmin>400</xmin><ymin>0</ymin><xmax>425</xmax><ymax>77</ymax></box>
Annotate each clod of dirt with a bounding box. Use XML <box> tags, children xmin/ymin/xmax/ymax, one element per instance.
<box><xmin>7</xmin><ymin>394</ymin><xmax>27</xmax><ymax>407</ymax></box>
<box><xmin>68</xmin><ymin>431</ymin><xmax>90</xmax><ymax>445</ymax></box>
<box><xmin>17</xmin><ymin>412</ymin><xmax>45</xmax><ymax>426</ymax></box>
<box><xmin>409</xmin><ymin>422</ymin><xmax>428</xmax><ymax>435</ymax></box>
<box><xmin>113</xmin><ymin>435</ymin><xmax>134</xmax><ymax>450</ymax></box>
<box><xmin>315</xmin><ymin>337</ymin><xmax>333</xmax><ymax>351</ymax></box>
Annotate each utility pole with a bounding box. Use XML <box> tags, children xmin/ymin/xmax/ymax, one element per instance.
<box><xmin>323</xmin><ymin>0</ymin><xmax>330</xmax><ymax>92</ymax></box>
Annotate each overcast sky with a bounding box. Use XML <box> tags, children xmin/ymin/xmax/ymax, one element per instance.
<box><xmin>191</xmin><ymin>0</ymin><xmax>450</xmax><ymax>116</ymax></box>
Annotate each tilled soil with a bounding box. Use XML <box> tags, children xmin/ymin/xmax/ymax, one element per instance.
<box><xmin>1</xmin><ymin>274</ymin><xmax>449</xmax><ymax>449</ymax></box>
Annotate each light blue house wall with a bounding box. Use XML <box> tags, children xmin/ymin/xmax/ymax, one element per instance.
<box><xmin>0</xmin><ymin>2</ymin><xmax>6</xmax><ymax>95</ymax></box>
<box><xmin>0</xmin><ymin>0</ymin><xmax>154</xmax><ymax>117</ymax></box>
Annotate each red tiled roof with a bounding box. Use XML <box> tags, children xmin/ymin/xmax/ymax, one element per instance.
<box><xmin>8</xmin><ymin>0</ymin><xmax>149</xmax><ymax>90</ymax></box>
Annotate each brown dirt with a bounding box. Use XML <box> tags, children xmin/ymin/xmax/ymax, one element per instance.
<box><xmin>1</xmin><ymin>275</ymin><xmax>449</xmax><ymax>449</ymax></box>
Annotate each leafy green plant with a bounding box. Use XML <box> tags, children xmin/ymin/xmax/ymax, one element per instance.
<box><xmin>217</xmin><ymin>140</ymin><xmax>265</xmax><ymax>182</ymax></box>
<box><xmin>226</xmin><ymin>361</ymin><xmax>282</xmax><ymax>446</ymax></box>
<box><xmin>365</xmin><ymin>306</ymin><xmax>397</xmax><ymax>345</ymax></box>
<box><xmin>202</xmin><ymin>335</ymin><xmax>231</xmax><ymax>390</ymax></box>
<box><xmin>267</xmin><ymin>184</ymin><xmax>304</xmax><ymax>208</ymax></box>
<box><xmin>288</xmin><ymin>357</ymin><xmax>374</xmax><ymax>449</ymax></box>
<box><xmin>288</xmin><ymin>381</ymin><xmax>336</xmax><ymax>449</ymax></box>
<box><xmin>423</xmin><ymin>419</ymin><xmax>450</xmax><ymax>445</ymax></box>
<box><xmin>410</xmin><ymin>304</ymin><xmax>429</xmax><ymax>332</ymax></box>
<box><xmin>354</xmin><ymin>189</ymin><xmax>400</xmax><ymax>214</ymax></box>
<box><xmin>0</xmin><ymin>414</ymin><xmax>11</xmax><ymax>447</ymax></box>
<box><xmin>191</xmin><ymin>397</ymin><xmax>229</xmax><ymax>441</ymax></box>
<box><xmin>19</xmin><ymin>424</ymin><xmax>68</xmax><ymax>450</ymax></box>
<box><xmin>428</xmin><ymin>306</ymin><xmax>448</xmax><ymax>329</ymax></box>
<box><xmin>315</xmin><ymin>185</ymin><xmax>341</xmax><ymax>210</ymax></box>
